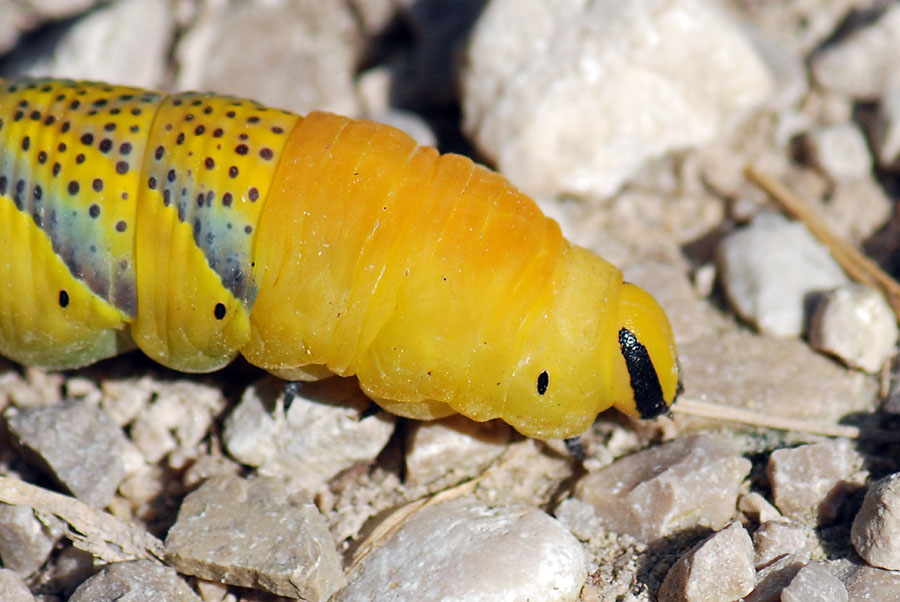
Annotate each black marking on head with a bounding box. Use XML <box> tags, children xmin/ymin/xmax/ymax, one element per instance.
<box><xmin>618</xmin><ymin>328</ymin><xmax>667</xmax><ymax>419</ymax></box>
<box><xmin>58</xmin><ymin>290</ymin><xmax>69</xmax><ymax>308</ymax></box>
<box><xmin>214</xmin><ymin>303</ymin><xmax>226</xmax><ymax>320</ymax></box>
<box><xmin>537</xmin><ymin>370</ymin><xmax>549</xmax><ymax>395</ymax></box>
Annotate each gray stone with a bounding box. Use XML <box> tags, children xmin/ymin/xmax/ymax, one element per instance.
<box><xmin>165</xmin><ymin>475</ymin><xmax>345</xmax><ymax>600</ymax></box>
<box><xmin>781</xmin><ymin>562</ymin><xmax>848</xmax><ymax>602</ymax></box>
<box><xmin>804</xmin><ymin>124</ymin><xmax>873</xmax><ymax>182</ymax></box>
<box><xmin>175</xmin><ymin>0</ymin><xmax>361</xmax><ymax>117</ymax></box>
<box><xmin>44</xmin><ymin>546</ymin><xmax>96</xmax><ymax>595</ymax></box>
<box><xmin>808</xmin><ymin>284</ymin><xmax>898</xmax><ymax>373</ymax></box>
<box><xmin>677</xmin><ymin>322</ymin><xmax>877</xmax><ymax>426</ymax></box>
<box><xmin>753</xmin><ymin>520</ymin><xmax>809</xmax><ymax>568</ymax></box>
<box><xmin>0</xmin><ymin>568</ymin><xmax>35</xmax><ymax>602</ymax></box>
<box><xmin>0</xmin><ymin>503</ymin><xmax>59</xmax><ymax>577</ymax></box>
<box><xmin>574</xmin><ymin>435</ymin><xmax>751</xmax><ymax>541</ymax></box>
<box><xmin>658</xmin><ymin>522</ymin><xmax>755</xmax><ymax>602</ymax></box>
<box><xmin>716</xmin><ymin>212</ymin><xmax>849</xmax><ymax>337</ymax></box>
<box><xmin>460</xmin><ymin>0</ymin><xmax>772</xmax><ymax>199</ymax></box>
<box><xmin>69</xmin><ymin>559</ymin><xmax>200</xmax><ymax>602</ymax></box>
<box><xmin>224</xmin><ymin>377</ymin><xmax>395</xmax><ymax>490</ymax></box>
<box><xmin>851</xmin><ymin>472</ymin><xmax>900</xmax><ymax>570</ymax></box>
<box><xmin>9</xmin><ymin>0</ymin><xmax>172</xmax><ymax>88</ymax></box>
<box><xmin>336</xmin><ymin>497</ymin><xmax>585</xmax><ymax>602</ymax></box>
<box><xmin>844</xmin><ymin>564</ymin><xmax>900</xmax><ymax>600</ymax></box>
<box><xmin>5</xmin><ymin>400</ymin><xmax>126</xmax><ymax>508</ymax></box>
<box><xmin>767</xmin><ymin>439</ymin><xmax>865</xmax><ymax>521</ymax></box>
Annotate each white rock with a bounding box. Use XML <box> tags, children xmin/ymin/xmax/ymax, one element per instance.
<box><xmin>808</xmin><ymin>284</ymin><xmax>898</xmax><ymax>373</ymax></box>
<box><xmin>460</xmin><ymin>0</ymin><xmax>772</xmax><ymax>199</ymax></box>
<box><xmin>175</xmin><ymin>0</ymin><xmax>361</xmax><ymax>116</ymax></box>
<box><xmin>781</xmin><ymin>562</ymin><xmax>848</xmax><ymax>602</ymax></box>
<box><xmin>405</xmin><ymin>415</ymin><xmax>511</xmax><ymax>489</ymax></box>
<box><xmin>223</xmin><ymin>377</ymin><xmax>395</xmax><ymax>489</ymax></box>
<box><xmin>811</xmin><ymin>4</ymin><xmax>900</xmax><ymax>99</ymax></box>
<box><xmin>767</xmin><ymin>439</ymin><xmax>865</xmax><ymax>521</ymax></box>
<box><xmin>337</xmin><ymin>497</ymin><xmax>586</xmax><ymax>602</ymax></box>
<box><xmin>658</xmin><ymin>522</ymin><xmax>755</xmax><ymax>602</ymax></box>
<box><xmin>716</xmin><ymin>212</ymin><xmax>849</xmax><ymax>337</ymax></box>
<box><xmin>852</xmin><ymin>472</ymin><xmax>900</xmax><ymax>570</ymax></box>
<box><xmin>574</xmin><ymin>435</ymin><xmax>751</xmax><ymax>541</ymax></box>
<box><xmin>804</xmin><ymin>123</ymin><xmax>873</xmax><ymax>182</ymax></box>
<box><xmin>11</xmin><ymin>0</ymin><xmax>173</xmax><ymax>88</ymax></box>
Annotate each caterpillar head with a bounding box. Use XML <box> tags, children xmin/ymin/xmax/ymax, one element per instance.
<box><xmin>608</xmin><ymin>282</ymin><xmax>680</xmax><ymax>419</ymax></box>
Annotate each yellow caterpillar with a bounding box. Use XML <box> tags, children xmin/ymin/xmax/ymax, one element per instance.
<box><xmin>0</xmin><ymin>77</ymin><xmax>679</xmax><ymax>439</ymax></box>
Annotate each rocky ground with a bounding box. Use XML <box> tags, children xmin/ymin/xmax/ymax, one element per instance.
<box><xmin>1</xmin><ymin>0</ymin><xmax>900</xmax><ymax>600</ymax></box>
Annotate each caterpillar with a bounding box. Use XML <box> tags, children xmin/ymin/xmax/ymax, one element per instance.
<box><xmin>0</xmin><ymin>77</ymin><xmax>679</xmax><ymax>440</ymax></box>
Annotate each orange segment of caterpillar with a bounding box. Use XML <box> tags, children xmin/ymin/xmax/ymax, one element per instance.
<box><xmin>0</xmin><ymin>77</ymin><xmax>680</xmax><ymax>440</ymax></box>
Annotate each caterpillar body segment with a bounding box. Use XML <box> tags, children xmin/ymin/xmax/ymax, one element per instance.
<box><xmin>0</xmin><ymin>77</ymin><xmax>679</xmax><ymax>439</ymax></box>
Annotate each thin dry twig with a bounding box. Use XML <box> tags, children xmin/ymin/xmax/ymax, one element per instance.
<box><xmin>673</xmin><ymin>398</ymin><xmax>898</xmax><ymax>440</ymax></box>
<box><xmin>745</xmin><ymin>164</ymin><xmax>900</xmax><ymax>320</ymax></box>
<box><xmin>0</xmin><ymin>475</ymin><xmax>164</xmax><ymax>563</ymax></box>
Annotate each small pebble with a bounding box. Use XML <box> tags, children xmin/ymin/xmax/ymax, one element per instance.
<box><xmin>804</xmin><ymin>123</ymin><xmax>873</xmax><ymax>181</ymax></box>
<box><xmin>336</xmin><ymin>497</ymin><xmax>586</xmax><ymax>602</ymax></box>
<box><xmin>716</xmin><ymin>212</ymin><xmax>848</xmax><ymax>337</ymax></box>
<box><xmin>743</xmin><ymin>554</ymin><xmax>806</xmax><ymax>602</ymax></box>
<box><xmin>808</xmin><ymin>283</ymin><xmax>898</xmax><ymax>373</ymax></box>
<box><xmin>128</xmin><ymin>381</ymin><xmax>225</xmax><ymax>467</ymax></box>
<box><xmin>223</xmin><ymin>377</ymin><xmax>395</xmax><ymax>490</ymax></box>
<box><xmin>574</xmin><ymin>435</ymin><xmax>751</xmax><ymax>541</ymax></box>
<box><xmin>780</xmin><ymin>562</ymin><xmax>848</xmax><ymax>602</ymax></box>
<box><xmin>405</xmin><ymin>415</ymin><xmax>511</xmax><ymax>489</ymax></box>
<box><xmin>738</xmin><ymin>491</ymin><xmax>784</xmax><ymax>524</ymax></box>
<box><xmin>0</xmin><ymin>567</ymin><xmax>36</xmax><ymax>602</ymax></box>
<box><xmin>851</xmin><ymin>472</ymin><xmax>900</xmax><ymax>570</ymax></box>
<box><xmin>44</xmin><ymin>546</ymin><xmax>96</xmax><ymax>595</ymax></box>
<box><xmin>4</xmin><ymin>400</ymin><xmax>126</xmax><ymax>507</ymax></box>
<box><xmin>0</xmin><ymin>503</ymin><xmax>60</xmax><ymax>577</ymax></box>
<box><xmin>657</xmin><ymin>522</ymin><xmax>755</xmax><ymax>602</ymax></box>
<box><xmin>165</xmin><ymin>475</ymin><xmax>345</xmax><ymax>600</ymax></box>
<box><xmin>766</xmin><ymin>439</ymin><xmax>865</xmax><ymax>521</ymax></box>
<box><xmin>68</xmin><ymin>559</ymin><xmax>201</xmax><ymax>602</ymax></box>
<box><xmin>752</xmin><ymin>520</ymin><xmax>809</xmax><ymax>568</ymax></box>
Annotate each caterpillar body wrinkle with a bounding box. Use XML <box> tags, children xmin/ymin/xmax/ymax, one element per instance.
<box><xmin>0</xmin><ymin>78</ymin><xmax>679</xmax><ymax>439</ymax></box>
